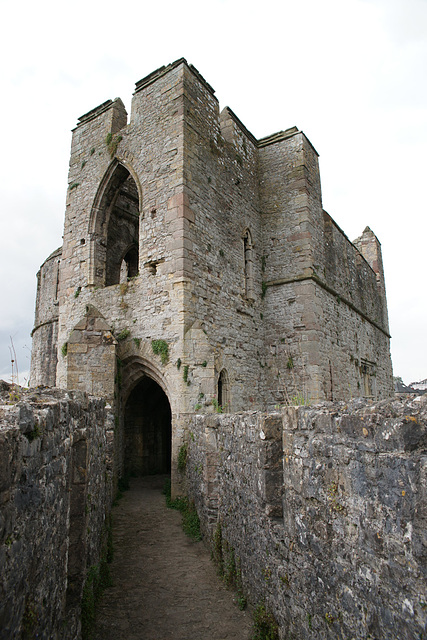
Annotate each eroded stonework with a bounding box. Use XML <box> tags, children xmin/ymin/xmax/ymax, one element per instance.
<box><xmin>30</xmin><ymin>59</ymin><xmax>393</xmax><ymax>484</ymax></box>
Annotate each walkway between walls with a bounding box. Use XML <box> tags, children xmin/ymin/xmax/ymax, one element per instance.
<box><xmin>93</xmin><ymin>476</ymin><xmax>252</xmax><ymax>640</ymax></box>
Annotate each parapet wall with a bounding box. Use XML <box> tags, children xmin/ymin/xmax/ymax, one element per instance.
<box><xmin>186</xmin><ymin>395</ymin><xmax>427</xmax><ymax>639</ymax></box>
<box><xmin>0</xmin><ymin>384</ymin><xmax>115</xmax><ymax>639</ymax></box>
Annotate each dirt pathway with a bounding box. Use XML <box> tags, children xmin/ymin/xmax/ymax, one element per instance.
<box><xmin>93</xmin><ymin>476</ymin><xmax>253</xmax><ymax>640</ymax></box>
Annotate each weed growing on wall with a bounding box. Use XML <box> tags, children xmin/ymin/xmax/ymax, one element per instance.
<box><xmin>276</xmin><ymin>338</ymin><xmax>311</xmax><ymax>407</ymax></box>
<box><xmin>81</xmin><ymin>560</ymin><xmax>112</xmax><ymax>640</ymax></box>
<box><xmin>252</xmin><ymin>602</ymin><xmax>279</xmax><ymax>640</ymax></box>
<box><xmin>183</xmin><ymin>364</ymin><xmax>191</xmax><ymax>385</ymax></box>
<box><xmin>105</xmin><ymin>132</ymin><xmax>123</xmax><ymax>158</ymax></box>
<box><xmin>211</xmin><ymin>397</ymin><xmax>226</xmax><ymax>413</ymax></box>
<box><xmin>117</xmin><ymin>328</ymin><xmax>130</xmax><ymax>341</ymax></box>
<box><xmin>151</xmin><ymin>339</ymin><xmax>169</xmax><ymax>365</ymax></box>
<box><xmin>163</xmin><ymin>480</ymin><xmax>201</xmax><ymax>541</ymax></box>
<box><xmin>24</xmin><ymin>424</ymin><xmax>41</xmax><ymax>442</ymax></box>
<box><xmin>211</xmin><ymin>522</ymin><xmax>247</xmax><ymax>610</ymax></box>
<box><xmin>177</xmin><ymin>442</ymin><xmax>188</xmax><ymax>472</ymax></box>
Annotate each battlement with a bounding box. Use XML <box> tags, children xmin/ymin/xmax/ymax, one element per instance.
<box><xmin>134</xmin><ymin>57</ymin><xmax>216</xmax><ymax>97</ymax></box>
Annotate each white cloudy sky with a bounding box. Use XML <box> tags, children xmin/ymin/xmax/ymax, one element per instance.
<box><xmin>0</xmin><ymin>0</ymin><xmax>425</xmax><ymax>386</ymax></box>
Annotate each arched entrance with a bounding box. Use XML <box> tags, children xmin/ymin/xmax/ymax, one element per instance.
<box><xmin>124</xmin><ymin>376</ymin><xmax>172</xmax><ymax>475</ymax></box>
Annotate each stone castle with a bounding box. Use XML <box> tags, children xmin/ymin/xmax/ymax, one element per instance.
<box><xmin>5</xmin><ymin>58</ymin><xmax>426</xmax><ymax>640</ymax></box>
<box><xmin>30</xmin><ymin>58</ymin><xmax>393</xmax><ymax>483</ymax></box>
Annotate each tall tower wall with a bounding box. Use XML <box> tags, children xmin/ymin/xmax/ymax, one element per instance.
<box><xmin>29</xmin><ymin>247</ymin><xmax>61</xmax><ymax>387</ymax></box>
<box><xmin>30</xmin><ymin>58</ymin><xmax>393</xmax><ymax>420</ymax></box>
<box><xmin>258</xmin><ymin>130</ymin><xmax>392</xmax><ymax>403</ymax></box>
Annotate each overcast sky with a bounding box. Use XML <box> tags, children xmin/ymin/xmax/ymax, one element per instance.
<box><xmin>0</xmin><ymin>0</ymin><xmax>425</xmax><ymax>386</ymax></box>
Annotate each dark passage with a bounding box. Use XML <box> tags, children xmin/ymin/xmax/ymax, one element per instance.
<box><xmin>124</xmin><ymin>377</ymin><xmax>171</xmax><ymax>475</ymax></box>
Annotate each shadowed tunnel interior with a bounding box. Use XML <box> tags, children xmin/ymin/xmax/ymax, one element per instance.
<box><xmin>124</xmin><ymin>376</ymin><xmax>172</xmax><ymax>475</ymax></box>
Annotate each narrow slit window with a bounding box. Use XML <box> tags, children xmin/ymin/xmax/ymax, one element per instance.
<box><xmin>217</xmin><ymin>369</ymin><xmax>230</xmax><ymax>411</ymax></box>
<box><xmin>243</xmin><ymin>230</ymin><xmax>255</xmax><ymax>300</ymax></box>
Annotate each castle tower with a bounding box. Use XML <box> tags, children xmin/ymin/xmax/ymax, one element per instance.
<box><xmin>30</xmin><ymin>59</ymin><xmax>393</xmax><ymax>487</ymax></box>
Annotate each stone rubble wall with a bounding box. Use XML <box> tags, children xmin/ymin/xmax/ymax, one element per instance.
<box><xmin>186</xmin><ymin>394</ymin><xmax>427</xmax><ymax>640</ymax></box>
<box><xmin>0</xmin><ymin>385</ymin><xmax>115</xmax><ymax>640</ymax></box>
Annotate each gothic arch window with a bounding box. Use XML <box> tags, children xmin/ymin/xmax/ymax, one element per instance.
<box><xmin>243</xmin><ymin>229</ymin><xmax>255</xmax><ymax>300</ymax></box>
<box><xmin>89</xmin><ymin>162</ymin><xmax>140</xmax><ymax>287</ymax></box>
<box><xmin>217</xmin><ymin>368</ymin><xmax>230</xmax><ymax>411</ymax></box>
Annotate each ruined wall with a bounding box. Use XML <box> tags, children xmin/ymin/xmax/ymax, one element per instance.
<box><xmin>0</xmin><ymin>385</ymin><xmax>115</xmax><ymax>639</ymax></box>
<box><xmin>186</xmin><ymin>394</ymin><xmax>427</xmax><ymax>640</ymax></box>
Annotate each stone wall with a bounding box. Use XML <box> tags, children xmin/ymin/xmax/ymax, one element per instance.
<box><xmin>185</xmin><ymin>394</ymin><xmax>427</xmax><ymax>639</ymax></box>
<box><xmin>0</xmin><ymin>384</ymin><xmax>115</xmax><ymax>639</ymax></box>
<box><xmin>29</xmin><ymin>247</ymin><xmax>61</xmax><ymax>388</ymax></box>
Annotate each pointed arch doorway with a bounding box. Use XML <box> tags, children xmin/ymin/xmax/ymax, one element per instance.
<box><xmin>124</xmin><ymin>376</ymin><xmax>172</xmax><ymax>476</ymax></box>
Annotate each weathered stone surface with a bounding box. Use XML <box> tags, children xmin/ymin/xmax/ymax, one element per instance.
<box><xmin>30</xmin><ymin>58</ymin><xmax>393</xmax><ymax>490</ymax></box>
<box><xmin>0</xmin><ymin>385</ymin><xmax>115</xmax><ymax>640</ymax></box>
<box><xmin>185</xmin><ymin>394</ymin><xmax>427</xmax><ymax>639</ymax></box>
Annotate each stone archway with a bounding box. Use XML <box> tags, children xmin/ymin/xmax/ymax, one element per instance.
<box><xmin>88</xmin><ymin>160</ymin><xmax>141</xmax><ymax>287</ymax></box>
<box><xmin>123</xmin><ymin>376</ymin><xmax>172</xmax><ymax>476</ymax></box>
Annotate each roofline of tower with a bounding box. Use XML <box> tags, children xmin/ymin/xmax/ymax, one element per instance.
<box><xmin>72</xmin><ymin>61</ymin><xmax>320</xmax><ymax>158</ymax></box>
<box><xmin>76</xmin><ymin>99</ymin><xmax>114</xmax><ymax>127</ymax></box>
<box><xmin>257</xmin><ymin>128</ymin><xmax>319</xmax><ymax>157</ymax></box>
<box><xmin>221</xmin><ymin>106</ymin><xmax>258</xmax><ymax>146</ymax></box>
<box><xmin>133</xmin><ymin>57</ymin><xmax>217</xmax><ymax>99</ymax></box>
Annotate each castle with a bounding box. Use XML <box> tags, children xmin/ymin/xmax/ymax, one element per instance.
<box><xmin>30</xmin><ymin>58</ymin><xmax>393</xmax><ymax>483</ymax></box>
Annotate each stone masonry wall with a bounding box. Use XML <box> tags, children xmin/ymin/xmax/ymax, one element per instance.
<box><xmin>186</xmin><ymin>394</ymin><xmax>427</xmax><ymax>640</ymax></box>
<box><xmin>183</xmin><ymin>68</ymin><xmax>265</xmax><ymax>412</ymax></box>
<box><xmin>0</xmin><ymin>384</ymin><xmax>115</xmax><ymax>640</ymax></box>
<box><xmin>262</xmin><ymin>278</ymin><xmax>392</xmax><ymax>407</ymax></box>
<box><xmin>259</xmin><ymin>131</ymin><xmax>391</xmax><ymax>404</ymax></box>
<box><xmin>30</xmin><ymin>248</ymin><xmax>61</xmax><ymax>388</ymax></box>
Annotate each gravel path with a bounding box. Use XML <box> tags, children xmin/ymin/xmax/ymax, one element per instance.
<box><xmin>93</xmin><ymin>476</ymin><xmax>252</xmax><ymax>640</ymax></box>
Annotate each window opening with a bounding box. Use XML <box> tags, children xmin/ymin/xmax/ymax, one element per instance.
<box><xmin>217</xmin><ymin>369</ymin><xmax>230</xmax><ymax>411</ymax></box>
<box><xmin>90</xmin><ymin>163</ymin><xmax>140</xmax><ymax>287</ymax></box>
<box><xmin>360</xmin><ymin>360</ymin><xmax>376</xmax><ymax>399</ymax></box>
<box><xmin>243</xmin><ymin>230</ymin><xmax>255</xmax><ymax>300</ymax></box>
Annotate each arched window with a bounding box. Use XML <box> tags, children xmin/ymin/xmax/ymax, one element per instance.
<box><xmin>243</xmin><ymin>229</ymin><xmax>255</xmax><ymax>300</ymax></box>
<box><xmin>217</xmin><ymin>369</ymin><xmax>230</xmax><ymax>411</ymax></box>
<box><xmin>89</xmin><ymin>162</ymin><xmax>140</xmax><ymax>287</ymax></box>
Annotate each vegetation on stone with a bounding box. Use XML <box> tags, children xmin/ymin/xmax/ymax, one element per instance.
<box><xmin>151</xmin><ymin>339</ymin><xmax>169</xmax><ymax>364</ymax></box>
